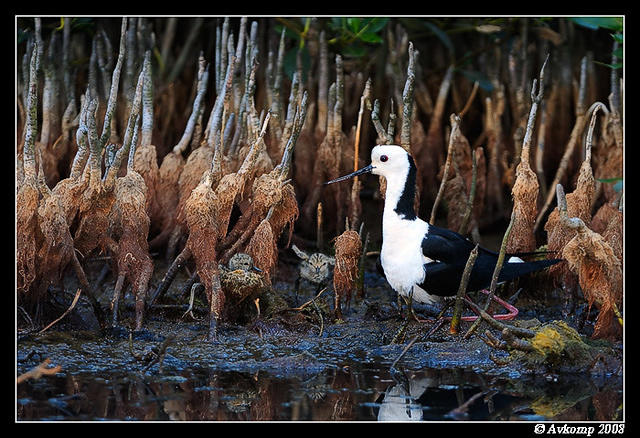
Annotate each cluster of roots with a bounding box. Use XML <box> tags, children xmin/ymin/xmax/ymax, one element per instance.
<box><xmin>17</xmin><ymin>17</ymin><xmax>623</xmax><ymax>344</ymax></box>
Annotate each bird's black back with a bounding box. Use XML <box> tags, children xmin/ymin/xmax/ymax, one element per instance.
<box><xmin>419</xmin><ymin>256</ymin><xmax>562</xmax><ymax>297</ymax></box>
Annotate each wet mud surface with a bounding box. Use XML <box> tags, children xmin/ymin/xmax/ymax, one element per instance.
<box><xmin>17</xmin><ymin>257</ymin><xmax>623</xmax><ymax>421</ymax></box>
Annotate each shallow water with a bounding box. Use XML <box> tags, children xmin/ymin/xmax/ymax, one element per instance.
<box><xmin>16</xmin><ymin>310</ymin><xmax>623</xmax><ymax>422</ymax></box>
<box><xmin>16</xmin><ymin>364</ymin><xmax>622</xmax><ymax>421</ymax></box>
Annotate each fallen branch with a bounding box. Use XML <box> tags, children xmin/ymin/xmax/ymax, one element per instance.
<box><xmin>463</xmin><ymin>297</ymin><xmax>536</xmax><ymax>339</ymax></box>
<box><xmin>37</xmin><ymin>288</ymin><xmax>82</xmax><ymax>335</ymax></box>
<box><xmin>17</xmin><ymin>358</ymin><xmax>62</xmax><ymax>384</ymax></box>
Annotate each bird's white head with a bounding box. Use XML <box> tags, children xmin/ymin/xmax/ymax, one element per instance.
<box><xmin>370</xmin><ymin>145</ymin><xmax>411</xmax><ymax>179</ymax></box>
<box><xmin>324</xmin><ymin>144</ymin><xmax>417</xmax><ymax>219</ymax></box>
<box><xmin>324</xmin><ymin>144</ymin><xmax>413</xmax><ymax>185</ymax></box>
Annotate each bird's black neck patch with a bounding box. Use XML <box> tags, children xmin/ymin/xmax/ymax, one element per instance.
<box><xmin>394</xmin><ymin>154</ymin><xmax>417</xmax><ymax>220</ymax></box>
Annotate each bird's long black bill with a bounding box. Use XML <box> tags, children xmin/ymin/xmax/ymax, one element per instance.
<box><xmin>324</xmin><ymin>165</ymin><xmax>374</xmax><ymax>185</ymax></box>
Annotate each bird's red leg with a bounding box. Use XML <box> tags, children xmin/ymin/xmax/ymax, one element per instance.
<box><xmin>459</xmin><ymin>289</ymin><xmax>519</xmax><ymax>321</ymax></box>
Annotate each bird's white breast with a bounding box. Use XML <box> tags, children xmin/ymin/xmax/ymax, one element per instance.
<box><xmin>380</xmin><ymin>213</ymin><xmax>429</xmax><ymax>297</ymax></box>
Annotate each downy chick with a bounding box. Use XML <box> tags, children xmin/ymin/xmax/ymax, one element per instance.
<box><xmin>292</xmin><ymin>245</ymin><xmax>335</xmax><ymax>304</ymax></box>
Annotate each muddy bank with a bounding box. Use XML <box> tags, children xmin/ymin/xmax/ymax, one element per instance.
<box><xmin>17</xmin><ymin>257</ymin><xmax>622</xmax><ymax>421</ymax></box>
<box><xmin>17</xmin><ymin>253</ymin><xmax>623</xmax><ymax>376</ymax></box>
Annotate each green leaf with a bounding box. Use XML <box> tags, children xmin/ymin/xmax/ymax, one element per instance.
<box><xmin>359</xmin><ymin>32</ymin><xmax>383</xmax><ymax>43</ymax></box>
<box><xmin>613</xmin><ymin>47</ymin><xmax>623</xmax><ymax>58</ymax></box>
<box><xmin>597</xmin><ymin>177</ymin><xmax>623</xmax><ymax>184</ymax></box>
<box><xmin>365</xmin><ymin>17</ymin><xmax>389</xmax><ymax>34</ymax></box>
<box><xmin>569</xmin><ymin>17</ymin><xmax>622</xmax><ymax>31</ymax></box>
<box><xmin>612</xmin><ymin>32</ymin><xmax>623</xmax><ymax>43</ymax></box>
<box><xmin>347</xmin><ymin>18</ymin><xmax>361</xmax><ymax>33</ymax></box>
<box><xmin>594</xmin><ymin>61</ymin><xmax>623</xmax><ymax>70</ymax></box>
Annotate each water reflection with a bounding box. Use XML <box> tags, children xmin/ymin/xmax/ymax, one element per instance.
<box><xmin>376</xmin><ymin>371</ymin><xmax>430</xmax><ymax>421</ymax></box>
<box><xmin>16</xmin><ymin>366</ymin><xmax>622</xmax><ymax>421</ymax></box>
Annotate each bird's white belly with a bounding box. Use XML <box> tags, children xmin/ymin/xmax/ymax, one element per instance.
<box><xmin>381</xmin><ymin>249</ymin><xmax>425</xmax><ymax>296</ymax></box>
<box><xmin>380</xmin><ymin>218</ymin><xmax>427</xmax><ymax>297</ymax></box>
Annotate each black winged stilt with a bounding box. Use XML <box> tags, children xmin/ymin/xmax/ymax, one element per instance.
<box><xmin>326</xmin><ymin>144</ymin><xmax>561</xmax><ymax>321</ymax></box>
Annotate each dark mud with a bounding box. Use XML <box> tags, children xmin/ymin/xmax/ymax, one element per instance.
<box><xmin>16</xmin><ymin>256</ymin><xmax>623</xmax><ymax>421</ymax></box>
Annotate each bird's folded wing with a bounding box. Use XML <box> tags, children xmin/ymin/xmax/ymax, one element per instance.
<box><xmin>421</xmin><ymin>225</ymin><xmax>477</xmax><ymax>264</ymax></box>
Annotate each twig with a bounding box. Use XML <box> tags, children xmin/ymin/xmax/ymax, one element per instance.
<box><xmin>447</xmin><ymin>390</ymin><xmax>486</xmax><ymax>419</ymax></box>
<box><xmin>99</xmin><ymin>18</ymin><xmax>127</xmax><ymax>149</ymax></box>
<box><xmin>482</xmin><ymin>329</ymin><xmax>508</xmax><ymax>350</ymax></box>
<box><xmin>430</xmin><ymin>113</ymin><xmax>461</xmax><ymax>223</ymax></box>
<box><xmin>105</xmin><ymin>58</ymin><xmax>147</xmax><ymax>187</ymax></box>
<box><xmin>400</xmin><ymin>42</ymin><xmax>416</xmax><ymax>152</ymax></box>
<box><xmin>501</xmin><ymin>327</ymin><xmax>534</xmax><ymax>351</ymax></box>
<box><xmin>22</xmin><ymin>39</ymin><xmax>40</xmax><ymax>181</ymax></box>
<box><xmin>316</xmin><ymin>202</ymin><xmax>323</xmax><ymax>250</ymax></box>
<box><xmin>520</xmin><ymin>53</ymin><xmax>549</xmax><ymax>167</ymax></box>
<box><xmin>458</xmin><ymin>147</ymin><xmax>478</xmax><ymax>234</ymax></box>
<box><xmin>354</xmin><ymin>78</ymin><xmax>372</xmax><ymax>172</ymax></box>
<box><xmin>312</xmin><ymin>299</ymin><xmax>324</xmax><ymax>337</ymax></box>
<box><xmin>534</xmin><ymin>55</ymin><xmax>589</xmax><ymax>231</ymax></box>
<box><xmin>291</xmin><ymin>287</ymin><xmax>327</xmax><ymax>311</ymax></box>
<box><xmin>450</xmin><ymin>245</ymin><xmax>479</xmax><ymax>334</ymax></box>
<box><xmin>277</xmin><ymin>91</ymin><xmax>309</xmax><ymax>179</ymax></box>
<box><xmin>17</xmin><ymin>359</ymin><xmax>62</xmax><ymax>384</ymax></box>
<box><xmin>458</xmin><ymin>81</ymin><xmax>479</xmax><ymax>119</ymax></box>
<box><xmin>37</xmin><ymin>289</ymin><xmax>82</xmax><ymax>335</ymax></box>
<box><xmin>370</xmin><ymin>99</ymin><xmax>393</xmax><ymax>144</ymax></box>
<box><xmin>174</xmin><ymin>57</ymin><xmax>209</xmax><ymax>154</ymax></box>
<box><xmin>463</xmin><ymin>209</ymin><xmax>516</xmax><ymax>339</ymax></box>
<box><xmin>143</xmin><ymin>334</ymin><xmax>175</xmax><ymax>373</ymax></box>
<box><xmin>555</xmin><ymin>184</ymin><xmax>584</xmax><ymax>230</ymax></box>
<box><xmin>167</xmin><ymin>18</ymin><xmax>203</xmax><ymax>84</ymax></box>
<box><xmin>390</xmin><ymin>317</ymin><xmax>447</xmax><ymax>369</ymax></box>
<box><xmin>140</xmin><ymin>50</ymin><xmax>154</xmax><ymax>148</ymax></box>
<box><xmin>535</xmin><ymin>99</ymin><xmax>549</xmax><ymax>198</ymax></box>
<box><xmin>463</xmin><ymin>297</ymin><xmax>535</xmax><ymax>338</ymax></box>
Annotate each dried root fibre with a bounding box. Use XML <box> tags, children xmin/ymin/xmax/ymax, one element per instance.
<box><xmin>332</xmin><ymin>230</ymin><xmax>362</xmax><ymax>320</ymax></box>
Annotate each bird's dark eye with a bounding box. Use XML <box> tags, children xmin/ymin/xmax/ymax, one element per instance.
<box><xmin>380</xmin><ymin>155</ymin><xmax>388</xmax><ymax>162</ymax></box>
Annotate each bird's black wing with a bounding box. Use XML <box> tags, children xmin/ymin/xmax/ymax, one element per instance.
<box><xmin>421</xmin><ymin>224</ymin><xmax>493</xmax><ymax>264</ymax></box>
